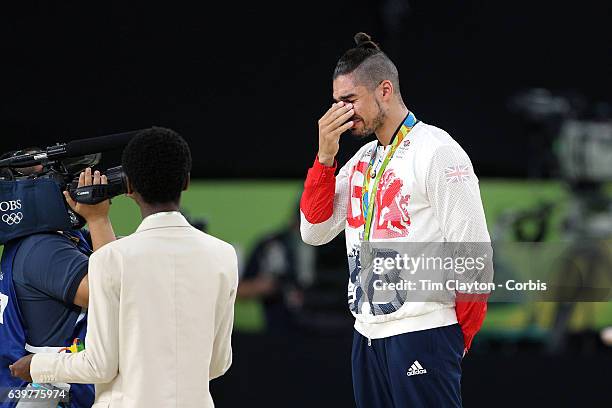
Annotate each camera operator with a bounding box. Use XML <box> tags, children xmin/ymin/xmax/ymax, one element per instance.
<box><xmin>10</xmin><ymin>127</ymin><xmax>238</xmax><ymax>408</ymax></box>
<box><xmin>0</xmin><ymin>164</ymin><xmax>115</xmax><ymax>408</ymax></box>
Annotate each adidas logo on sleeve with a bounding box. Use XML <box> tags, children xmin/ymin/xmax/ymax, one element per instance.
<box><xmin>407</xmin><ymin>360</ymin><xmax>427</xmax><ymax>376</ymax></box>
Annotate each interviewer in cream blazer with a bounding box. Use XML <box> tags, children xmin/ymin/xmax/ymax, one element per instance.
<box><xmin>10</xmin><ymin>127</ymin><xmax>238</xmax><ymax>408</ymax></box>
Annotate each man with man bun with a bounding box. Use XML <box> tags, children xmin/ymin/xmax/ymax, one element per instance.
<box><xmin>300</xmin><ymin>33</ymin><xmax>492</xmax><ymax>407</ymax></box>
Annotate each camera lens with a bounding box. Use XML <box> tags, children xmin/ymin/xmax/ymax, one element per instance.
<box><xmin>105</xmin><ymin>166</ymin><xmax>128</xmax><ymax>197</ymax></box>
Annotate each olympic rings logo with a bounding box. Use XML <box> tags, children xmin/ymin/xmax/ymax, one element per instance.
<box><xmin>2</xmin><ymin>212</ymin><xmax>23</xmax><ymax>225</ymax></box>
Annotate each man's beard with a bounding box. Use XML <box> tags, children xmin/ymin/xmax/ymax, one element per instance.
<box><xmin>350</xmin><ymin>100</ymin><xmax>386</xmax><ymax>139</ymax></box>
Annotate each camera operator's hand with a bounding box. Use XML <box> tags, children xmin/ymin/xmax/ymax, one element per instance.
<box><xmin>63</xmin><ymin>167</ymin><xmax>110</xmax><ymax>223</ymax></box>
<box><xmin>317</xmin><ymin>101</ymin><xmax>354</xmax><ymax>166</ymax></box>
<box><xmin>64</xmin><ymin>167</ymin><xmax>116</xmax><ymax>251</ymax></box>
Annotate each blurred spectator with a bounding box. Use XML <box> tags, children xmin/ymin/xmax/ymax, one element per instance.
<box><xmin>237</xmin><ymin>210</ymin><xmax>310</xmax><ymax>333</ymax></box>
<box><xmin>238</xmin><ymin>207</ymin><xmax>350</xmax><ymax>334</ymax></box>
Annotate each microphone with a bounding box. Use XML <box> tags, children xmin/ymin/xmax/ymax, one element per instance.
<box><xmin>0</xmin><ymin>130</ymin><xmax>141</xmax><ymax>168</ymax></box>
<box><xmin>64</xmin><ymin>130</ymin><xmax>138</xmax><ymax>157</ymax></box>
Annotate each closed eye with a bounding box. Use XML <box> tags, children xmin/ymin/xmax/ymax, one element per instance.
<box><xmin>334</xmin><ymin>93</ymin><xmax>358</xmax><ymax>103</ymax></box>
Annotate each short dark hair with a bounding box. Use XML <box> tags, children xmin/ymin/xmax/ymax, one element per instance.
<box><xmin>121</xmin><ymin>127</ymin><xmax>192</xmax><ymax>204</ymax></box>
<box><xmin>333</xmin><ymin>32</ymin><xmax>401</xmax><ymax>95</ymax></box>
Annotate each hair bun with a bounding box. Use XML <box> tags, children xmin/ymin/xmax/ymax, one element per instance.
<box><xmin>354</xmin><ymin>32</ymin><xmax>379</xmax><ymax>50</ymax></box>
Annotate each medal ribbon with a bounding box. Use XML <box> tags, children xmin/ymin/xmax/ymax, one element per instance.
<box><xmin>361</xmin><ymin>112</ymin><xmax>417</xmax><ymax>241</ymax></box>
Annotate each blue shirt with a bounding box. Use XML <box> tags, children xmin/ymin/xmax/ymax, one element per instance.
<box><xmin>11</xmin><ymin>231</ymin><xmax>90</xmax><ymax>347</ymax></box>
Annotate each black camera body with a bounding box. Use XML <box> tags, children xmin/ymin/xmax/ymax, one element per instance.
<box><xmin>0</xmin><ymin>156</ymin><xmax>128</xmax><ymax>206</ymax></box>
<box><xmin>0</xmin><ymin>132</ymin><xmax>135</xmax><ymax>240</ymax></box>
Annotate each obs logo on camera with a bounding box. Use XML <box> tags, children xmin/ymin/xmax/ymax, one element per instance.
<box><xmin>0</xmin><ymin>200</ymin><xmax>23</xmax><ymax>226</ymax></box>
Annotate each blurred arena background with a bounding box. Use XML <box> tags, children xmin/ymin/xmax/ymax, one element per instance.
<box><xmin>1</xmin><ymin>1</ymin><xmax>611</xmax><ymax>406</ymax></box>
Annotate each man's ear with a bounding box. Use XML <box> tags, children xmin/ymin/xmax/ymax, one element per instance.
<box><xmin>183</xmin><ymin>173</ymin><xmax>190</xmax><ymax>192</ymax></box>
<box><xmin>379</xmin><ymin>80</ymin><xmax>394</xmax><ymax>102</ymax></box>
<box><xmin>125</xmin><ymin>176</ymin><xmax>135</xmax><ymax>197</ymax></box>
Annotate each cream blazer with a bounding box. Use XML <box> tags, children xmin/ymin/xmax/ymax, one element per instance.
<box><xmin>31</xmin><ymin>211</ymin><xmax>238</xmax><ymax>408</ymax></box>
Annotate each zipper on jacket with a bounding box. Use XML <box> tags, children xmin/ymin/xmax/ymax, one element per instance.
<box><xmin>367</xmin><ymin>337</ymin><xmax>372</xmax><ymax>347</ymax></box>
